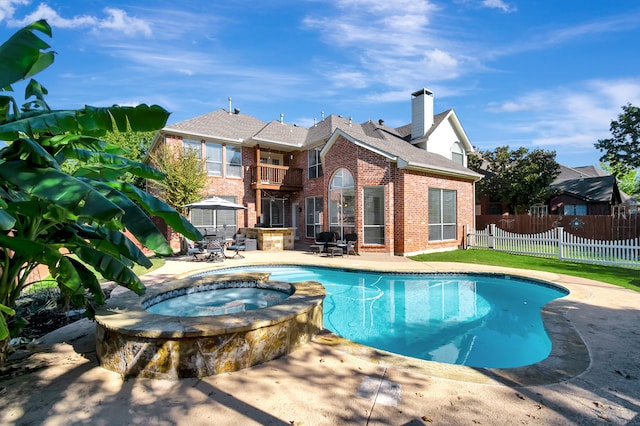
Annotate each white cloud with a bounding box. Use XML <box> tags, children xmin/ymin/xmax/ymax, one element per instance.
<box><xmin>303</xmin><ymin>0</ymin><xmax>478</xmax><ymax>92</ymax></box>
<box><xmin>0</xmin><ymin>0</ymin><xmax>29</xmax><ymax>22</ymax></box>
<box><xmin>7</xmin><ymin>3</ymin><xmax>151</xmax><ymax>37</ymax></box>
<box><xmin>97</xmin><ymin>8</ymin><xmax>151</xmax><ymax>37</ymax></box>
<box><xmin>481</xmin><ymin>0</ymin><xmax>516</xmax><ymax>13</ymax></box>
<box><xmin>486</xmin><ymin>78</ymin><xmax>640</xmax><ymax>156</ymax></box>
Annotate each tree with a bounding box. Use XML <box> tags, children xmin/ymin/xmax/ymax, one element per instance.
<box><xmin>600</xmin><ymin>162</ymin><xmax>640</xmax><ymax>197</ymax></box>
<box><xmin>102</xmin><ymin>129</ymin><xmax>157</xmax><ymax>188</ymax></box>
<box><xmin>149</xmin><ymin>144</ymin><xmax>207</xmax><ymax>216</ymax></box>
<box><xmin>149</xmin><ymin>144</ymin><xmax>208</xmax><ymax>254</ymax></box>
<box><xmin>595</xmin><ymin>104</ymin><xmax>640</xmax><ymax>173</ymax></box>
<box><xmin>469</xmin><ymin>146</ymin><xmax>560</xmax><ymax>213</ymax></box>
<box><xmin>0</xmin><ymin>20</ymin><xmax>201</xmax><ymax>358</ymax></box>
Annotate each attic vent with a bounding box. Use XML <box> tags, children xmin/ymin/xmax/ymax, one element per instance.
<box><xmin>233</xmin><ymin>108</ymin><xmax>240</xmax><ymax>114</ymax></box>
<box><xmin>378</xmin><ymin>119</ymin><xmax>384</xmax><ymax>125</ymax></box>
<box><xmin>280</xmin><ymin>113</ymin><xmax>284</xmax><ymax>124</ymax></box>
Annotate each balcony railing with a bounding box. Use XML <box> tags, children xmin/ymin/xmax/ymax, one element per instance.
<box><xmin>251</xmin><ymin>164</ymin><xmax>303</xmax><ymax>190</ymax></box>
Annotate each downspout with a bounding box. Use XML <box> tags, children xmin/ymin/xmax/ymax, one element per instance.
<box><xmin>388</xmin><ymin>157</ymin><xmax>393</xmax><ymax>256</ymax></box>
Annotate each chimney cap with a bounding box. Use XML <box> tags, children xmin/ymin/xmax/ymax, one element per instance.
<box><xmin>411</xmin><ymin>88</ymin><xmax>433</xmax><ymax>98</ymax></box>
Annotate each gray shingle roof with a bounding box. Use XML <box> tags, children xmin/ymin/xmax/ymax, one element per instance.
<box><xmin>161</xmin><ymin>109</ymin><xmax>481</xmax><ymax>180</ymax></box>
<box><xmin>552</xmin><ymin>174</ymin><xmax>618</xmax><ymax>202</ymax></box>
<box><xmin>164</xmin><ymin>109</ymin><xmax>267</xmax><ymax>142</ymax></box>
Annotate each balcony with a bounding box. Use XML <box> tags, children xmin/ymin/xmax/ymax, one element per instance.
<box><xmin>251</xmin><ymin>164</ymin><xmax>303</xmax><ymax>191</ymax></box>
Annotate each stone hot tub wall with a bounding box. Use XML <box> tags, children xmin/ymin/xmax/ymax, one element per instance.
<box><xmin>95</xmin><ymin>272</ymin><xmax>326</xmax><ymax>380</ymax></box>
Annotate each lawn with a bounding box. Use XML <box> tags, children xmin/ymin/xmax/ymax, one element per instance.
<box><xmin>410</xmin><ymin>249</ymin><xmax>640</xmax><ymax>292</ymax></box>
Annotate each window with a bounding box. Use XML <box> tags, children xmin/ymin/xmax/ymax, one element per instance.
<box><xmin>329</xmin><ymin>168</ymin><xmax>355</xmax><ymax>239</ymax></box>
<box><xmin>205</xmin><ymin>142</ymin><xmax>223</xmax><ymax>176</ymax></box>
<box><xmin>451</xmin><ymin>142</ymin><xmax>464</xmax><ymax>165</ymax></box>
<box><xmin>308</xmin><ymin>148</ymin><xmax>323</xmax><ymax>179</ymax></box>
<box><xmin>364</xmin><ymin>186</ymin><xmax>384</xmax><ymax>244</ymax></box>
<box><xmin>183</xmin><ymin>139</ymin><xmax>202</xmax><ymax>157</ymax></box>
<box><xmin>261</xmin><ymin>198</ymin><xmax>285</xmax><ymax>227</ymax></box>
<box><xmin>564</xmin><ymin>204</ymin><xmax>587</xmax><ymax>216</ymax></box>
<box><xmin>190</xmin><ymin>196</ymin><xmax>238</xmax><ymax>239</ymax></box>
<box><xmin>305</xmin><ymin>196</ymin><xmax>323</xmax><ymax>238</ymax></box>
<box><xmin>428</xmin><ymin>188</ymin><xmax>457</xmax><ymax>241</ymax></box>
<box><xmin>226</xmin><ymin>145</ymin><xmax>242</xmax><ymax>178</ymax></box>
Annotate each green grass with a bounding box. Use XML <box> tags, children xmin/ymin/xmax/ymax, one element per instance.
<box><xmin>25</xmin><ymin>257</ymin><xmax>166</xmax><ymax>293</ymax></box>
<box><xmin>410</xmin><ymin>249</ymin><xmax>640</xmax><ymax>292</ymax></box>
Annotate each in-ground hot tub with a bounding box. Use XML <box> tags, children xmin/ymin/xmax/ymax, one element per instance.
<box><xmin>95</xmin><ymin>272</ymin><xmax>326</xmax><ymax>379</ymax></box>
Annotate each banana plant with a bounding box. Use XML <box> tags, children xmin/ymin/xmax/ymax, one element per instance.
<box><xmin>0</xmin><ymin>20</ymin><xmax>202</xmax><ymax>354</ymax></box>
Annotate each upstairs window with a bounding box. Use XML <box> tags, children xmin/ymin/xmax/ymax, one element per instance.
<box><xmin>205</xmin><ymin>142</ymin><xmax>223</xmax><ymax>176</ymax></box>
<box><xmin>308</xmin><ymin>148</ymin><xmax>323</xmax><ymax>179</ymax></box>
<box><xmin>451</xmin><ymin>142</ymin><xmax>464</xmax><ymax>165</ymax></box>
<box><xmin>226</xmin><ymin>145</ymin><xmax>242</xmax><ymax>178</ymax></box>
<box><xmin>183</xmin><ymin>139</ymin><xmax>202</xmax><ymax>158</ymax></box>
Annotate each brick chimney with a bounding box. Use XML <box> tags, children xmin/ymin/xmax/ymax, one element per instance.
<box><xmin>411</xmin><ymin>88</ymin><xmax>434</xmax><ymax>140</ymax></box>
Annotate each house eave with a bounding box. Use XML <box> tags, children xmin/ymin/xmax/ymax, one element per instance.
<box><xmin>320</xmin><ymin>128</ymin><xmax>396</xmax><ymax>162</ymax></box>
<box><xmin>247</xmin><ymin>137</ymin><xmax>304</xmax><ymax>150</ymax></box>
<box><xmin>398</xmin><ymin>159</ymin><xmax>483</xmax><ymax>182</ymax></box>
<box><xmin>160</xmin><ymin>128</ymin><xmax>244</xmax><ymax>144</ymax></box>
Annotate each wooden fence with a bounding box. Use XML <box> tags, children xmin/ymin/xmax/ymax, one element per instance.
<box><xmin>467</xmin><ymin>224</ymin><xmax>639</xmax><ymax>269</ymax></box>
<box><xmin>476</xmin><ymin>214</ymin><xmax>639</xmax><ymax>240</ymax></box>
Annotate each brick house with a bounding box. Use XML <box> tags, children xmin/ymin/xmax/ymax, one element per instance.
<box><xmin>149</xmin><ymin>88</ymin><xmax>482</xmax><ymax>255</ymax></box>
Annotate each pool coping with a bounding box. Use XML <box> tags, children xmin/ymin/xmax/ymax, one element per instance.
<box><xmin>180</xmin><ymin>263</ymin><xmax>592</xmax><ymax>387</ymax></box>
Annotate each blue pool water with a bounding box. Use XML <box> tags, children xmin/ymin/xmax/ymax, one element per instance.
<box><xmin>146</xmin><ymin>287</ymin><xmax>289</xmax><ymax>316</ymax></box>
<box><xmin>201</xmin><ymin>266</ymin><xmax>568</xmax><ymax>368</ymax></box>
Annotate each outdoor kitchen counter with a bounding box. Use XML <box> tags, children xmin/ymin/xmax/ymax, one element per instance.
<box><xmin>240</xmin><ymin>227</ymin><xmax>295</xmax><ymax>251</ymax></box>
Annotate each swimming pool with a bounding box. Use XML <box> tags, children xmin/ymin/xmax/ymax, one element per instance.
<box><xmin>201</xmin><ymin>265</ymin><xmax>569</xmax><ymax>369</ymax></box>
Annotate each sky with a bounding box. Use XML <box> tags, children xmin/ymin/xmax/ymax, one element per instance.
<box><xmin>1</xmin><ymin>0</ymin><xmax>640</xmax><ymax>168</ymax></box>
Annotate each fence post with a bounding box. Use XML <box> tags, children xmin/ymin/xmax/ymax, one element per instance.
<box><xmin>489</xmin><ymin>223</ymin><xmax>495</xmax><ymax>249</ymax></box>
<box><xmin>557</xmin><ymin>226</ymin><xmax>564</xmax><ymax>260</ymax></box>
<box><xmin>463</xmin><ymin>224</ymin><xmax>468</xmax><ymax>249</ymax></box>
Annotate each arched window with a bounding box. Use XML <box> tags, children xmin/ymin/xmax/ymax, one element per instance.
<box><xmin>451</xmin><ymin>142</ymin><xmax>464</xmax><ymax>165</ymax></box>
<box><xmin>329</xmin><ymin>168</ymin><xmax>355</xmax><ymax>239</ymax></box>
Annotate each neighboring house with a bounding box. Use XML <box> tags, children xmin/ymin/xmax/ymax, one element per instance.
<box><xmin>549</xmin><ymin>165</ymin><xmax>624</xmax><ymax>216</ymax></box>
<box><xmin>475</xmin><ymin>164</ymin><xmax>635</xmax><ymax>217</ymax></box>
<box><xmin>149</xmin><ymin>88</ymin><xmax>482</xmax><ymax>255</ymax></box>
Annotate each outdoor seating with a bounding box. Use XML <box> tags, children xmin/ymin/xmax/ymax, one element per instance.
<box><xmin>186</xmin><ymin>239</ymin><xmax>208</xmax><ymax>261</ymax></box>
<box><xmin>309</xmin><ymin>231</ymin><xmax>338</xmax><ymax>255</ymax></box>
<box><xmin>343</xmin><ymin>233</ymin><xmax>359</xmax><ymax>256</ymax></box>
<box><xmin>205</xmin><ymin>239</ymin><xmax>225</xmax><ymax>262</ymax></box>
<box><xmin>226</xmin><ymin>234</ymin><xmax>247</xmax><ymax>258</ymax></box>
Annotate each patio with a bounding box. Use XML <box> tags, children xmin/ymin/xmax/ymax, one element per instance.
<box><xmin>1</xmin><ymin>248</ymin><xmax>639</xmax><ymax>425</ymax></box>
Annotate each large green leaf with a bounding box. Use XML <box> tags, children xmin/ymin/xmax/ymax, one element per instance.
<box><xmin>116</xmin><ymin>182</ymin><xmax>202</xmax><ymax>240</ymax></box>
<box><xmin>0</xmin><ymin>137</ymin><xmax>60</xmax><ymax>168</ymax></box>
<box><xmin>65</xmin><ymin>256</ymin><xmax>104</xmax><ymax>305</ymax></box>
<box><xmin>0</xmin><ymin>208</ymin><xmax>16</xmax><ymax>230</ymax></box>
<box><xmin>69</xmin><ymin>149</ymin><xmax>166</xmax><ymax>180</ymax></box>
<box><xmin>0</xmin><ymin>104</ymin><xmax>169</xmax><ymax>141</ymax></box>
<box><xmin>0</xmin><ymin>233</ymin><xmax>63</xmax><ymax>266</ymax></box>
<box><xmin>71</xmin><ymin>224</ymin><xmax>152</xmax><ymax>268</ymax></box>
<box><xmin>74</xmin><ymin>245</ymin><xmax>145</xmax><ymax>295</ymax></box>
<box><xmin>0</xmin><ymin>20</ymin><xmax>54</xmax><ymax>90</ymax></box>
<box><xmin>0</xmin><ymin>161</ymin><xmax>124</xmax><ymax>222</ymax></box>
<box><xmin>89</xmin><ymin>181</ymin><xmax>173</xmax><ymax>255</ymax></box>
<box><xmin>0</xmin><ymin>303</ymin><xmax>15</xmax><ymax>341</ymax></box>
<box><xmin>78</xmin><ymin>105</ymin><xmax>170</xmax><ymax>133</ymax></box>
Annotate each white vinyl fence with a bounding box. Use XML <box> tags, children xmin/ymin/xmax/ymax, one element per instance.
<box><xmin>467</xmin><ymin>224</ymin><xmax>640</xmax><ymax>269</ymax></box>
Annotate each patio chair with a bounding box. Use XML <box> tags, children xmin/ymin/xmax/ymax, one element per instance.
<box><xmin>205</xmin><ymin>239</ymin><xmax>225</xmax><ymax>262</ymax></box>
<box><xmin>343</xmin><ymin>233</ymin><xmax>359</xmax><ymax>256</ymax></box>
<box><xmin>226</xmin><ymin>234</ymin><xmax>247</xmax><ymax>259</ymax></box>
<box><xmin>185</xmin><ymin>238</ymin><xmax>208</xmax><ymax>261</ymax></box>
<box><xmin>309</xmin><ymin>231</ymin><xmax>335</xmax><ymax>254</ymax></box>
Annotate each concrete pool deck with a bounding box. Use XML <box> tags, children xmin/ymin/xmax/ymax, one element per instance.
<box><xmin>2</xmin><ymin>249</ymin><xmax>639</xmax><ymax>425</ymax></box>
